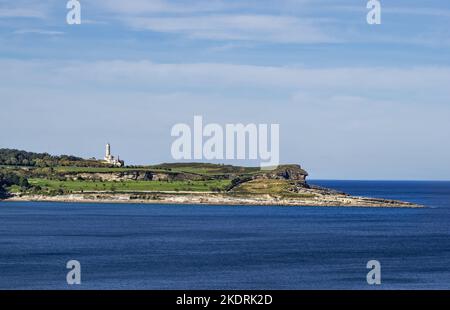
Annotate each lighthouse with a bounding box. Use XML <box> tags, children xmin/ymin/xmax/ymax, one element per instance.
<box><xmin>103</xmin><ymin>143</ymin><xmax>124</xmax><ymax>167</ymax></box>
<box><xmin>105</xmin><ymin>143</ymin><xmax>111</xmax><ymax>160</ymax></box>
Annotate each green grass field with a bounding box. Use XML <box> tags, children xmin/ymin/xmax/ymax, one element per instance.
<box><xmin>54</xmin><ymin>166</ymin><xmax>167</xmax><ymax>173</ymax></box>
<box><xmin>231</xmin><ymin>179</ymin><xmax>316</xmax><ymax>198</ymax></box>
<box><xmin>53</xmin><ymin>164</ymin><xmax>262</xmax><ymax>176</ymax></box>
<box><xmin>29</xmin><ymin>178</ymin><xmax>231</xmax><ymax>192</ymax></box>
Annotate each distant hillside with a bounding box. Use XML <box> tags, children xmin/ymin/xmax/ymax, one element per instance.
<box><xmin>0</xmin><ymin>148</ymin><xmax>419</xmax><ymax>208</ymax></box>
<box><xmin>0</xmin><ymin>148</ymin><xmax>107</xmax><ymax>168</ymax></box>
<box><xmin>0</xmin><ymin>148</ymin><xmax>311</xmax><ymax>199</ymax></box>
<box><xmin>151</xmin><ymin>162</ymin><xmax>261</xmax><ymax>175</ymax></box>
<box><xmin>0</xmin><ymin>149</ymin><xmax>308</xmax><ymax>179</ymax></box>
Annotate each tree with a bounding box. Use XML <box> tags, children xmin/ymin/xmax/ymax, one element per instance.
<box><xmin>0</xmin><ymin>171</ymin><xmax>30</xmax><ymax>198</ymax></box>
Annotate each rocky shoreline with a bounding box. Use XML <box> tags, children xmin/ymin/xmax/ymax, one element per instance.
<box><xmin>0</xmin><ymin>159</ymin><xmax>423</xmax><ymax>208</ymax></box>
<box><xmin>5</xmin><ymin>191</ymin><xmax>422</xmax><ymax>208</ymax></box>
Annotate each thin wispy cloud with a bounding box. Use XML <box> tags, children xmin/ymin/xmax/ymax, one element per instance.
<box><xmin>0</xmin><ymin>0</ymin><xmax>51</xmax><ymax>19</ymax></box>
<box><xmin>98</xmin><ymin>0</ymin><xmax>236</xmax><ymax>14</ymax></box>
<box><xmin>2</xmin><ymin>0</ymin><xmax>448</xmax><ymax>47</ymax></box>
<box><xmin>14</xmin><ymin>29</ymin><xmax>64</xmax><ymax>36</ymax></box>
<box><xmin>0</xmin><ymin>8</ymin><xmax>45</xmax><ymax>19</ymax></box>
<box><xmin>127</xmin><ymin>15</ymin><xmax>336</xmax><ymax>43</ymax></box>
<box><xmin>2</xmin><ymin>59</ymin><xmax>449</xmax><ymax>99</ymax></box>
<box><xmin>377</xmin><ymin>5</ymin><xmax>450</xmax><ymax>18</ymax></box>
<box><xmin>327</xmin><ymin>4</ymin><xmax>450</xmax><ymax>18</ymax></box>
<box><xmin>1</xmin><ymin>1</ymin><xmax>450</xmax><ymax>179</ymax></box>
<box><xmin>91</xmin><ymin>0</ymin><xmax>332</xmax><ymax>44</ymax></box>
<box><xmin>2</xmin><ymin>58</ymin><xmax>450</xmax><ymax>179</ymax></box>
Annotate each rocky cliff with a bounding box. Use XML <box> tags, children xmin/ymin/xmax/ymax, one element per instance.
<box><xmin>53</xmin><ymin>164</ymin><xmax>308</xmax><ymax>184</ymax></box>
<box><xmin>255</xmin><ymin>165</ymin><xmax>308</xmax><ymax>182</ymax></box>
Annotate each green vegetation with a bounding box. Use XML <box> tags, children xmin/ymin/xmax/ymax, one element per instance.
<box><xmin>0</xmin><ymin>148</ymin><xmax>106</xmax><ymax>168</ymax></box>
<box><xmin>0</xmin><ymin>170</ymin><xmax>30</xmax><ymax>198</ymax></box>
<box><xmin>0</xmin><ymin>149</ymin><xmax>309</xmax><ymax>200</ymax></box>
<box><xmin>54</xmin><ymin>166</ymin><xmax>158</xmax><ymax>173</ymax></box>
<box><xmin>151</xmin><ymin>163</ymin><xmax>261</xmax><ymax>175</ymax></box>
<box><xmin>0</xmin><ymin>148</ymin><xmax>264</xmax><ymax>176</ymax></box>
<box><xmin>35</xmin><ymin>163</ymin><xmax>262</xmax><ymax>177</ymax></box>
<box><xmin>29</xmin><ymin>178</ymin><xmax>231</xmax><ymax>193</ymax></box>
<box><xmin>231</xmin><ymin>179</ymin><xmax>315</xmax><ymax>199</ymax></box>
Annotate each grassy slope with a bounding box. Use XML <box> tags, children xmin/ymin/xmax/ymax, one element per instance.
<box><xmin>8</xmin><ymin>163</ymin><xmax>307</xmax><ymax>197</ymax></box>
<box><xmin>55</xmin><ymin>163</ymin><xmax>261</xmax><ymax>176</ymax></box>
<box><xmin>2</xmin><ymin>149</ymin><xmax>308</xmax><ymax>198</ymax></box>
<box><xmin>29</xmin><ymin>178</ymin><xmax>231</xmax><ymax>192</ymax></box>
<box><xmin>4</xmin><ymin>162</ymin><xmax>267</xmax><ymax>178</ymax></box>
<box><xmin>55</xmin><ymin>167</ymin><xmax>168</xmax><ymax>173</ymax></box>
<box><xmin>231</xmin><ymin>179</ymin><xmax>315</xmax><ymax>199</ymax></box>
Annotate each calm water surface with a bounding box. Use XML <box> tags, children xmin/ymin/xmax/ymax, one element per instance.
<box><xmin>0</xmin><ymin>180</ymin><xmax>449</xmax><ymax>289</ymax></box>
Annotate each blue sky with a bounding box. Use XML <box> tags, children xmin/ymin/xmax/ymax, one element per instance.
<box><xmin>1</xmin><ymin>0</ymin><xmax>450</xmax><ymax>180</ymax></box>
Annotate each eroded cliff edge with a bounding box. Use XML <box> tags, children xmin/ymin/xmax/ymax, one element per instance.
<box><xmin>4</xmin><ymin>164</ymin><xmax>421</xmax><ymax>208</ymax></box>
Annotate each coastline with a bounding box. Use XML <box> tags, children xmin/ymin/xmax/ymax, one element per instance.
<box><xmin>4</xmin><ymin>192</ymin><xmax>423</xmax><ymax>208</ymax></box>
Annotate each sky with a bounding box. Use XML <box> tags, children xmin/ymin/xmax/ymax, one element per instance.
<box><xmin>0</xmin><ymin>0</ymin><xmax>449</xmax><ymax>180</ymax></box>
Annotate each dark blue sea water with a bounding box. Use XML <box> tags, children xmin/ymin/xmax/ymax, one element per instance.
<box><xmin>0</xmin><ymin>181</ymin><xmax>449</xmax><ymax>290</ymax></box>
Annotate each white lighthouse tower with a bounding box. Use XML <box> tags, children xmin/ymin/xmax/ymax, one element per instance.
<box><xmin>103</xmin><ymin>143</ymin><xmax>124</xmax><ymax>167</ymax></box>
<box><xmin>105</xmin><ymin>143</ymin><xmax>112</xmax><ymax>161</ymax></box>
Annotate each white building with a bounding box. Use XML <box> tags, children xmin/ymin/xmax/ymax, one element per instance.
<box><xmin>103</xmin><ymin>143</ymin><xmax>124</xmax><ymax>167</ymax></box>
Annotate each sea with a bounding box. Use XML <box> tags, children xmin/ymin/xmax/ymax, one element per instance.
<box><xmin>0</xmin><ymin>180</ymin><xmax>449</xmax><ymax>290</ymax></box>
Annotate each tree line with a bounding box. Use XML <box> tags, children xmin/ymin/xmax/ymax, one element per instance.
<box><xmin>0</xmin><ymin>148</ymin><xmax>107</xmax><ymax>168</ymax></box>
<box><xmin>0</xmin><ymin>170</ymin><xmax>30</xmax><ymax>198</ymax></box>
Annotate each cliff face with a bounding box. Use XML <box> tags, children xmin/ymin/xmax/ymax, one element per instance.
<box><xmin>38</xmin><ymin>164</ymin><xmax>309</xmax><ymax>186</ymax></box>
<box><xmin>225</xmin><ymin>165</ymin><xmax>308</xmax><ymax>191</ymax></box>
<box><xmin>55</xmin><ymin>164</ymin><xmax>308</xmax><ymax>183</ymax></box>
<box><xmin>62</xmin><ymin>171</ymin><xmax>204</xmax><ymax>182</ymax></box>
<box><xmin>255</xmin><ymin>165</ymin><xmax>308</xmax><ymax>182</ymax></box>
